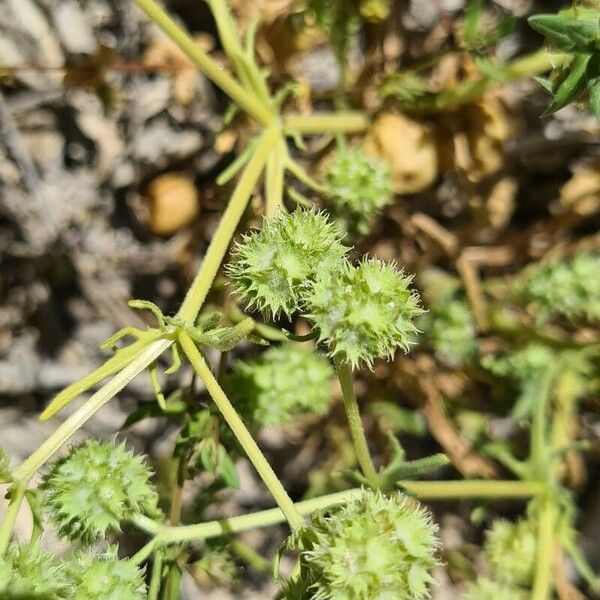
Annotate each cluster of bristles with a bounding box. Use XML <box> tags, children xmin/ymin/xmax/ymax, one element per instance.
<box><xmin>279</xmin><ymin>488</ymin><xmax>440</xmax><ymax>599</ymax></box>
<box><xmin>228</xmin><ymin>208</ymin><xmax>423</xmax><ymax>370</ymax></box>
<box><xmin>463</xmin><ymin>517</ymin><xmax>537</xmax><ymax>599</ymax></box>
<box><xmin>1</xmin><ymin>440</ymin><xmax>159</xmax><ymax>599</ymax></box>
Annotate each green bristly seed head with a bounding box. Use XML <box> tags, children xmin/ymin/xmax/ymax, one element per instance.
<box><xmin>281</xmin><ymin>489</ymin><xmax>440</xmax><ymax>600</ymax></box>
<box><xmin>419</xmin><ymin>298</ymin><xmax>478</xmax><ymax>366</ymax></box>
<box><xmin>228</xmin><ymin>208</ymin><xmax>349</xmax><ymax>319</ymax></box>
<box><xmin>42</xmin><ymin>440</ymin><xmax>160</xmax><ymax>545</ymax></box>
<box><xmin>462</xmin><ymin>577</ymin><xmax>528</xmax><ymax>600</ymax></box>
<box><xmin>305</xmin><ymin>258</ymin><xmax>424</xmax><ymax>369</ymax></box>
<box><xmin>228</xmin><ymin>343</ymin><xmax>333</xmax><ymax>428</ymax></box>
<box><xmin>515</xmin><ymin>253</ymin><xmax>600</xmax><ymax>323</ymax></box>
<box><xmin>68</xmin><ymin>547</ymin><xmax>146</xmax><ymax>600</ymax></box>
<box><xmin>325</xmin><ymin>145</ymin><xmax>393</xmax><ymax>236</ymax></box>
<box><xmin>0</xmin><ymin>542</ymin><xmax>70</xmax><ymax>600</ymax></box>
<box><xmin>484</xmin><ymin>518</ymin><xmax>537</xmax><ymax>586</ymax></box>
<box><xmin>482</xmin><ymin>344</ymin><xmax>554</xmax><ymax>382</ymax></box>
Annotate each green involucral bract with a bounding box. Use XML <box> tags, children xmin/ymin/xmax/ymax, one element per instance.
<box><xmin>515</xmin><ymin>253</ymin><xmax>600</xmax><ymax>323</ymax></box>
<box><xmin>462</xmin><ymin>577</ymin><xmax>528</xmax><ymax>600</ymax></box>
<box><xmin>484</xmin><ymin>518</ymin><xmax>537</xmax><ymax>586</ymax></box>
<box><xmin>228</xmin><ymin>343</ymin><xmax>333</xmax><ymax>428</ymax></box>
<box><xmin>42</xmin><ymin>440</ymin><xmax>160</xmax><ymax>544</ymax></box>
<box><xmin>228</xmin><ymin>209</ymin><xmax>349</xmax><ymax>319</ymax></box>
<box><xmin>0</xmin><ymin>542</ymin><xmax>70</xmax><ymax>600</ymax></box>
<box><xmin>305</xmin><ymin>258</ymin><xmax>424</xmax><ymax>369</ymax></box>
<box><xmin>325</xmin><ymin>145</ymin><xmax>393</xmax><ymax>236</ymax></box>
<box><xmin>281</xmin><ymin>489</ymin><xmax>440</xmax><ymax>600</ymax></box>
<box><xmin>67</xmin><ymin>547</ymin><xmax>146</xmax><ymax>600</ymax></box>
<box><xmin>419</xmin><ymin>298</ymin><xmax>478</xmax><ymax>366</ymax></box>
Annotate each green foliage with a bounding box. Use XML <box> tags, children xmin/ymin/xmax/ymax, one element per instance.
<box><xmin>484</xmin><ymin>518</ymin><xmax>536</xmax><ymax>586</ymax></box>
<box><xmin>42</xmin><ymin>440</ymin><xmax>160</xmax><ymax>544</ymax></box>
<box><xmin>0</xmin><ymin>446</ymin><xmax>11</xmax><ymax>483</ymax></box>
<box><xmin>228</xmin><ymin>209</ymin><xmax>348</xmax><ymax>319</ymax></box>
<box><xmin>528</xmin><ymin>9</ymin><xmax>600</xmax><ymax>117</ymax></box>
<box><xmin>229</xmin><ymin>343</ymin><xmax>333</xmax><ymax>427</ymax></box>
<box><xmin>462</xmin><ymin>577</ymin><xmax>527</xmax><ymax>600</ymax></box>
<box><xmin>67</xmin><ymin>547</ymin><xmax>146</xmax><ymax>600</ymax></box>
<box><xmin>281</xmin><ymin>489</ymin><xmax>440</xmax><ymax>599</ymax></box>
<box><xmin>0</xmin><ymin>542</ymin><xmax>69</xmax><ymax>600</ymax></box>
<box><xmin>482</xmin><ymin>344</ymin><xmax>554</xmax><ymax>382</ymax></box>
<box><xmin>515</xmin><ymin>253</ymin><xmax>600</xmax><ymax>323</ymax></box>
<box><xmin>325</xmin><ymin>144</ymin><xmax>393</xmax><ymax>236</ymax></box>
<box><xmin>305</xmin><ymin>258</ymin><xmax>424</xmax><ymax>369</ymax></box>
<box><xmin>419</xmin><ymin>298</ymin><xmax>478</xmax><ymax>366</ymax></box>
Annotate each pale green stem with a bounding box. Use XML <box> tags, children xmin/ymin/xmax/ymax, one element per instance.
<box><xmin>13</xmin><ymin>339</ymin><xmax>172</xmax><ymax>483</ymax></box>
<box><xmin>334</xmin><ymin>357</ymin><xmax>379</xmax><ymax>489</ymax></box>
<box><xmin>177</xmin><ymin>127</ymin><xmax>278</xmax><ymax>322</ymax></box>
<box><xmin>131</xmin><ymin>538</ymin><xmax>158</xmax><ymax>565</ymax></box>
<box><xmin>133</xmin><ymin>0</ymin><xmax>272</xmax><ymax>126</ymax></box>
<box><xmin>0</xmin><ymin>484</ymin><xmax>25</xmax><ymax>555</ymax></box>
<box><xmin>178</xmin><ymin>330</ymin><xmax>303</xmax><ymax>531</ymax></box>
<box><xmin>151</xmin><ymin>480</ymin><xmax>542</xmax><ymax>546</ymax></box>
<box><xmin>283</xmin><ymin>112</ymin><xmax>370</xmax><ymax>134</ymax></box>
<box><xmin>532</xmin><ymin>497</ymin><xmax>557</xmax><ymax>600</ymax></box>
<box><xmin>409</xmin><ymin>49</ymin><xmax>570</xmax><ymax>112</ymax></box>
<box><xmin>148</xmin><ymin>549</ymin><xmax>165</xmax><ymax>600</ymax></box>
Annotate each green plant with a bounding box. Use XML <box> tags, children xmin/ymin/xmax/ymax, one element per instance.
<box><xmin>462</xmin><ymin>577</ymin><xmax>528</xmax><ymax>600</ymax></box>
<box><xmin>280</xmin><ymin>489</ymin><xmax>439</xmax><ymax>599</ymax></box>
<box><xmin>228</xmin><ymin>343</ymin><xmax>334</xmax><ymax>427</ymax></box>
<box><xmin>1</xmin><ymin>1</ymin><xmax>599</xmax><ymax>599</ymax></box>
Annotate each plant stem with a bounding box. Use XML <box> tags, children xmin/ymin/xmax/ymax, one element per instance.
<box><xmin>133</xmin><ymin>0</ymin><xmax>272</xmax><ymax>126</ymax></box>
<box><xmin>131</xmin><ymin>539</ymin><xmax>158</xmax><ymax>565</ymax></box>
<box><xmin>156</xmin><ymin>480</ymin><xmax>542</xmax><ymax>545</ymax></box>
<box><xmin>532</xmin><ymin>497</ymin><xmax>557</xmax><ymax>600</ymax></box>
<box><xmin>283</xmin><ymin>112</ymin><xmax>370</xmax><ymax>134</ymax></box>
<box><xmin>13</xmin><ymin>339</ymin><xmax>172</xmax><ymax>483</ymax></box>
<box><xmin>177</xmin><ymin>127</ymin><xmax>278</xmax><ymax>322</ymax></box>
<box><xmin>148</xmin><ymin>549</ymin><xmax>165</xmax><ymax>600</ymax></box>
<box><xmin>0</xmin><ymin>484</ymin><xmax>25</xmax><ymax>555</ymax></box>
<box><xmin>178</xmin><ymin>330</ymin><xmax>303</xmax><ymax>531</ymax></box>
<box><xmin>408</xmin><ymin>49</ymin><xmax>569</xmax><ymax>112</ymax></box>
<box><xmin>334</xmin><ymin>357</ymin><xmax>379</xmax><ymax>489</ymax></box>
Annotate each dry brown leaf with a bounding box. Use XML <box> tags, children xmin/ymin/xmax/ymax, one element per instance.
<box><xmin>559</xmin><ymin>160</ymin><xmax>600</xmax><ymax>216</ymax></box>
<box><xmin>363</xmin><ymin>112</ymin><xmax>438</xmax><ymax>194</ymax></box>
<box><xmin>143</xmin><ymin>34</ymin><xmax>214</xmax><ymax>105</ymax></box>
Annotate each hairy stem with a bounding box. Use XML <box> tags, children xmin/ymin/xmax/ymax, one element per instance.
<box><xmin>334</xmin><ymin>357</ymin><xmax>379</xmax><ymax>488</ymax></box>
<box><xmin>283</xmin><ymin>111</ymin><xmax>369</xmax><ymax>134</ymax></box>
<box><xmin>532</xmin><ymin>497</ymin><xmax>557</xmax><ymax>600</ymax></box>
<box><xmin>13</xmin><ymin>339</ymin><xmax>172</xmax><ymax>483</ymax></box>
<box><xmin>154</xmin><ymin>480</ymin><xmax>542</xmax><ymax>545</ymax></box>
<box><xmin>177</xmin><ymin>127</ymin><xmax>278</xmax><ymax>322</ymax></box>
<box><xmin>178</xmin><ymin>330</ymin><xmax>303</xmax><ymax>531</ymax></box>
<box><xmin>133</xmin><ymin>0</ymin><xmax>272</xmax><ymax>126</ymax></box>
<box><xmin>0</xmin><ymin>484</ymin><xmax>25</xmax><ymax>555</ymax></box>
<box><xmin>148</xmin><ymin>549</ymin><xmax>164</xmax><ymax>600</ymax></box>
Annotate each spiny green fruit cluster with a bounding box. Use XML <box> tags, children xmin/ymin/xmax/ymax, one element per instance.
<box><xmin>325</xmin><ymin>145</ymin><xmax>393</xmax><ymax>235</ymax></box>
<box><xmin>69</xmin><ymin>547</ymin><xmax>146</xmax><ymax>600</ymax></box>
<box><xmin>228</xmin><ymin>209</ymin><xmax>348</xmax><ymax>319</ymax></box>
<box><xmin>0</xmin><ymin>542</ymin><xmax>69</xmax><ymax>599</ymax></box>
<box><xmin>0</xmin><ymin>543</ymin><xmax>145</xmax><ymax>600</ymax></box>
<box><xmin>229</xmin><ymin>209</ymin><xmax>423</xmax><ymax>369</ymax></box>
<box><xmin>281</xmin><ymin>489</ymin><xmax>440</xmax><ymax>599</ymax></box>
<box><xmin>229</xmin><ymin>343</ymin><xmax>333</xmax><ymax>427</ymax></box>
<box><xmin>305</xmin><ymin>259</ymin><xmax>423</xmax><ymax>369</ymax></box>
<box><xmin>482</xmin><ymin>344</ymin><xmax>554</xmax><ymax>382</ymax></box>
<box><xmin>484</xmin><ymin>518</ymin><xmax>537</xmax><ymax>586</ymax></box>
<box><xmin>42</xmin><ymin>440</ymin><xmax>160</xmax><ymax>544</ymax></box>
<box><xmin>462</xmin><ymin>577</ymin><xmax>527</xmax><ymax>600</ymax></box>
<box><xmin>515</xmin><ymin>253</ymin><xmax>600</xmax><ymax>323</ymax></box>
<box><xmin>419</xmin><ymin>298</ymin><xmax>478</xmax><ymax>366</ymax></box>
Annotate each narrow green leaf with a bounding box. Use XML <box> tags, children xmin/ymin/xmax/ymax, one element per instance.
<box><xmin>589</xmin><ymin>78</ymin><xmax>600</xmax><ymax>118</ymax></box>
<box><xmin>528</xmin><ymin>13</ymin><xmax>600</xmax><ymax>53</ymax></box>
<box><xmin>544</xmin><ymin>53</ymin><xmax>593</xmax><ymax>115</ymax></box>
